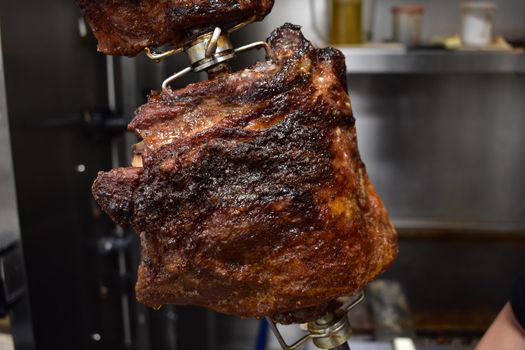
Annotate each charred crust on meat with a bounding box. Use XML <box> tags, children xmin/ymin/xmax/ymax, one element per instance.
<box><xmin>77</xmin><ymin>0</ymin><xmax>275</xmax><ymax>56</ymax></box>
<box><xmin>92</xmin><ymin>24</ymin><xmax>397</xmax><ymax>323</ymax></box>
<box><xmin>92</xmin><ymin>167</ymin><xmax>144</xmax><ymax>228</ymax></box>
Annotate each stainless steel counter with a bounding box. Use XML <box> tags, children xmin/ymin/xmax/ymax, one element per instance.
<box><xmin>341</xmin><ymin>50</ymin><xmax>525</xmax><ymax>74</ymax></box>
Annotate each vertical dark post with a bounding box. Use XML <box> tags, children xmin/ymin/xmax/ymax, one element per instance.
<box><xmin>331</xmin><ymin>343</ymin><xmax>351</xmax><ymax>350</ymax></box>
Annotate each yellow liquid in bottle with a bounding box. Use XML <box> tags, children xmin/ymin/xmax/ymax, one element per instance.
<box><xmin>331</xmin><ymin>0</ymin><xmax>363</xmax><ymax>45</ymax></box>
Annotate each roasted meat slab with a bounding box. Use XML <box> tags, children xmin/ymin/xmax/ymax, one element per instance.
<box><xmin>77</xmin><ymin>0</ymin><xmax>274</xmax><ymax>56</ymax></box>
<box><xmin>92</xmin><ymin>24</ymin><xmax>397</xmax><ymax>323</ymax></box>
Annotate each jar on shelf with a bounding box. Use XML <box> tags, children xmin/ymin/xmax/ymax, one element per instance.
<box><xmin>310</xmin><ymin>0</ymin><xmax>363</xmax><ymax>45</ymax></box>
<box><xmin>460</xmin><ymin>1</ymin><xmax>497</xmax><ymax>47</ymax></box>
<box><xmin>391</xmin><ymin>4</ymin><xmax>424</xmax><ymax>47</ymax></box>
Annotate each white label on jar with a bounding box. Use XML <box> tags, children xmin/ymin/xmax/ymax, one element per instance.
<box><xmin>462</xmin><ymin>13</ymin><xmax>493</xmax><ymax>46</ymax></box>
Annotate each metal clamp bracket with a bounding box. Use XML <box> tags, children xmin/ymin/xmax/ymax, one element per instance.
<box><xmin>143</xmin><ymin>17</ymin><xmax>272</xmax><ymax>89</ymax></box>
<box><xmin>267</xmin><ymin>291</ymin><xmax>365</xmax><ymax>350</ymax></box>
<box><xmin>159</xmin><ymin>31</ymin><xmax>272</xmax><ymax>89</ymax></box>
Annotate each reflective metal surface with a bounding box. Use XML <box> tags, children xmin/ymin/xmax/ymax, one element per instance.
<box><xmin>349</xmin><ymin>73</ymin><xmax>525</xmax><ymax>231</ymax></box>
<box><xmin>341</xmin><ymin>50</ymin><xmax>525</xmax><ymax>74</ymax></box>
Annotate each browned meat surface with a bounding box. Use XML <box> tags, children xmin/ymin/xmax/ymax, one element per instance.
<box><xmin>77</xmin><ymin>0</ymin><xmax>274</xmax><ymax>56</ymax></box>
<box><xmin>92</xmin><ymin>24</ymin><xmax>397</xmax><ymax>323</ymax></box>
<box><xmin>93</xmin><ymin>167</ymin><xmax>143</xmax><ymax>228</ymax></box>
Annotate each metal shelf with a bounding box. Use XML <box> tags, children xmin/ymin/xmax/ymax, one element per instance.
<box><xmin>340</xmin><ymin>49</ymin><xmax>525</xmax><ymax>74</ymax></box>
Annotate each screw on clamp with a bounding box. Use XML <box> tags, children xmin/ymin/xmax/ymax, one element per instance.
<box><xmin>267</xmin><ymin>291</ymin><xmax>365</xmax><ymax>350</ymax></box>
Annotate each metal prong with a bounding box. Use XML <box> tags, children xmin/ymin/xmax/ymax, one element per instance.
<box><xmin>234</xmin><ymin>41</ymin><xmax>273</xmax><ymax>59</ymax></box>
<box><xmin>267</xmin><ymin>318</ymin><xmax>313</xmax><ymax>350</ymax></box>
<box><xmin>145</xmin><ymin>46</ymin><xmax>183</xmax><ymax>63</ymax></box>
<box><xmin>162</xmin><ymin>66</ymin><xmax>193</xmax><ymax>90</ymax></box>
<box><xmin>205</xmin><ymin>27</ymin><xmax>222</xmax><ymax>58</ymax></box>
<box><xmin>343</xmin><ymin>290</ymin><xmax>365</xmax><ymax>313</ymax></box>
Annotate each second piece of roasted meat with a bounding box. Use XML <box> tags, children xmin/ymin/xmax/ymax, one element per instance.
<box><xmin>77</xmin><ymin>0</ymin><xmax>275</xmax><ymax>56</ymax></box>
<box><xmin>92</xmin><ymin>24</ymin><xmax>397</xmax><ymax>323</ymax></box>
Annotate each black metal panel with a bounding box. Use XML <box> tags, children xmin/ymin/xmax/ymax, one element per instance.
<box><xmin>0</xmin><ymin>0</ymin><xmax>128</xmax><ymax>349</ymax></box>
<box><xmin>0</xmin><ymin>15</ymin><xmax>35</xmax><ymax>350</ymax></box>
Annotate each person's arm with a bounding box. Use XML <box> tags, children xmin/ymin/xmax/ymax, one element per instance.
<box><xmin>475</xmin><ymin>303</ymin><xmax>525</xmax><ymax>349</ymax></box>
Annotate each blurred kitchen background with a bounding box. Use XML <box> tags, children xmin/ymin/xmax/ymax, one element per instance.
<box><xmin>0</xmin><ymin>0</ymin><xmax>524</xmax><ymax>349</ymax></box>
